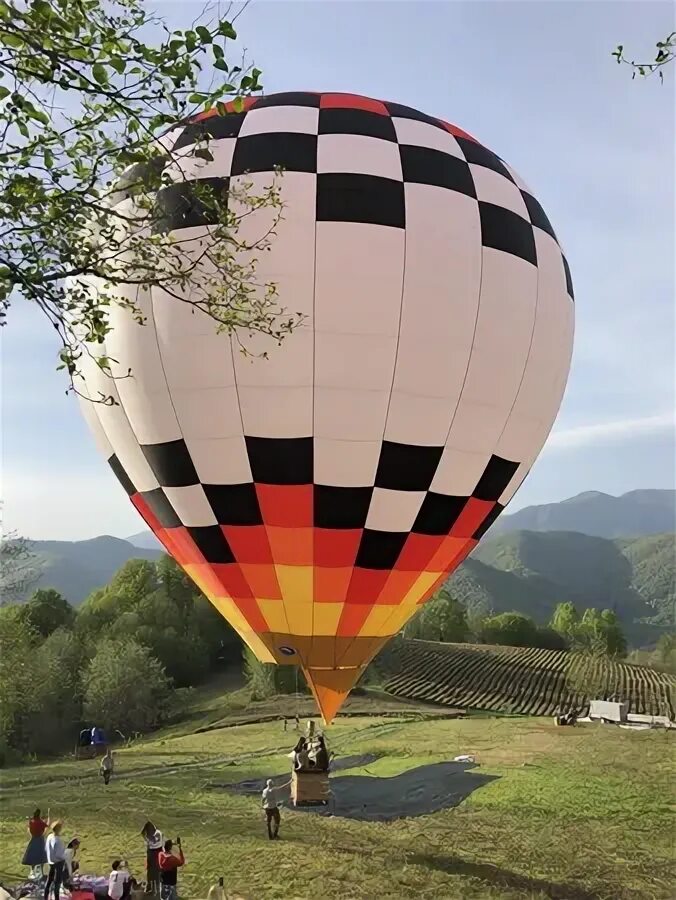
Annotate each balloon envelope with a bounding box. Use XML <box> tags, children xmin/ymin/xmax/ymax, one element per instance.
<box><xmin>76</xmin><ymin>92</ymin><xmax>574</xmax><ymax>722</ymax></box>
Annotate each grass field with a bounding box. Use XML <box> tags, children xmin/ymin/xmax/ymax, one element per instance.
<box><xmin>0</xmin><ymin>686</ymin><xmax>674</xmax><ymax>900</ymax></box>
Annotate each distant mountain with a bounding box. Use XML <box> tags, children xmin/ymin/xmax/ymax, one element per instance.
<box><xmin>16</xmin><ymin>536</ymin><xmax>162</xmax><ymax>605</ymax></box>
<box><xmin>492</xmin><ymin>489</ymin><xmax>675</xmax><ymax>538</ymax></box>
<box><xmin>125</xmin><ymin>489</ymin><xmax>676</xmax><ymax>549</ymax></box>
<box><xmin>13</xmin><ymin>490</ymin><xmax>674</xmax><ymax>646</ymax></box>
<box><xmin>447</xmin><ymin>530</ymin><xmax>674</xmax><ymax>645</ymax></box>
<box><xmin>126</xmin><ymin>530</ymin><xmax>163</xmax><ymax>550</ymax></box>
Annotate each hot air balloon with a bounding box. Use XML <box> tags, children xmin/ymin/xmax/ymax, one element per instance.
<box><xmin>76</xmin><ymin>91</ymin><xmax>574</xmax><ymax>724</ymax></box>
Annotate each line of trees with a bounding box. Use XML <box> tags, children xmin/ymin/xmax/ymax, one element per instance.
<box><xmin>0</xmin><ymin>556</ymin><xmax>240</xmax><ymax>763</ymax></box>
<box><xmin>404</xmin><ymin>588</ymin><xmax>628</xmax><ymax>657</ymax></box>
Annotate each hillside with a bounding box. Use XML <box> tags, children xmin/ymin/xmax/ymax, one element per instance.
<box><xmin>14</xmin><ymin>527</ymin><xmax>673</xmax><ymax>640</ymax></box>
<box><xmin>446</xmin><ymin>530</ymin><xmax>674</xmax><ymax>641</ymax></box>
<box><xmin>379</xmin><ymin>638</ymin><xmax>676</xmax><ymax>718</ymax></box>
<box><xmin>491</xmin><ymin>488</ymin><xmax>675</xmax><ymax>538</ymax></box>
<box><xmin>16</xmin><ymin>536</ymin><xmax>162</xmax><ymax>604</ymax></box>
<box><xmin>1</xmin><ymin>700</ymin><xmax>673</xmax><ymax>900</ymax></box>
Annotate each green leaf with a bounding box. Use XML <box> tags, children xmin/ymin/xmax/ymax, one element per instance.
<box><xmin>0</xmin><ymin>85</ymin><xmax>10</xmax><ymax>101</ymax></box>
<box><xmin>196</xmin><ymin>26</ymin><xmax>212</xmax><ymax>44</ymax></box>
<box><xmin>232</xmin><ymin>95</ymin><xmax>244</xmax><ymax>112</ymax></box>
<box><xmin>193</xmin><ymin>148</ymin><xmax>214</xmax><ymax>162</ymax></box>
<box><xmin>92</xmin><ymin>63</ymin><xmax>109</xmax><ymax>85</ymax></box>
<box><xmin>2</xmin><ymin>33</ymin><xmax>23</xmax><ymax>49</ymax></box>
<box><xmin>218</xmin><ymin>21</ymin><xmax>237</xmax><ymax>39</ymax></box>
<box><xmin>109</xmin><ymin>57</ymin><xmax>126</xmax><ymax>75</ymax></box>
<box><xmin>212</xmin><ymin>43</ymin><xmax>224</xmax><ymax>60</ymax></box>
<box><xmin>188</xmin><ymin>93</ymin><xmax>208</xmax><ymax>104</ymax></box>
<box><xmin>214</xmin><ymin>58</ymin><xmax>228</xmax><ymax>71</ymax></box>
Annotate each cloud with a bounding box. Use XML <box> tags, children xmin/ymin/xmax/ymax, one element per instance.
<box><xmin>547</xmin><ymin>411</ymin><xmax>675</xmax><ymax>450</ymax></box>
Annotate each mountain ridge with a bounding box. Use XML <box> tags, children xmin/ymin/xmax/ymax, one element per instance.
<box><xmin>123</xmin><ymin>489</ymin><xmax>675</xmax><ymax>551</ymax></box>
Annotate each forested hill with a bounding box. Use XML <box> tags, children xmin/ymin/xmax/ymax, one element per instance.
<box><xmin>490</xmin><ymin>489</ymin><xmax>675</xmax><ymax>538</ymax></box>
<box><xmin>446</xmin><ymin>530</ymin><xmax>674</xmax><ymax>641</ymax></box>
<box><xmin>12</xmin><ymin>530</ymin><xmax>674</xmax><ymax>646</ymax></box>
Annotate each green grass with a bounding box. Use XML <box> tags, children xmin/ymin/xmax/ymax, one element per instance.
<box><xmin>1</xmin><ymin>691</ymin><xmax>674</xmax><ymax>900</ymax></box>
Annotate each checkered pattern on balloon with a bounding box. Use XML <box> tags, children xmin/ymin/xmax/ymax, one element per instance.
<box><xmin>76</xmin><ymin>92</ymin><xmax>574</xmax><ymax>721</ymax></box>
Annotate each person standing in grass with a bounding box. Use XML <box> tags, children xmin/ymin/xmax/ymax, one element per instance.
<box><xmin>262</xmin><ymin>779</ymin><xmax>281</xmax><ymax>840</ymax></box>
<box><xmin>100</xmin><ymin>749</ymin><xmax>114</xmax><ymax>785</ymax></box>
<box><xmin>141</xmin><ymin>821</ymin><xmax>163</xmax><ymax>896</ymax></box>
<box><xmin>44</xmin><ymin>821</ymin><xmax>66</xmax><ymax>900</ymax></box>
<box><xmin>22</xmin><ymin>807</ymin><xmax>49</xmax><ymax>879</ymax></box>
<box><xmin>158</xmin><ymin>837</ymin><xmax>185</xmax><ymax>900</ymax></box>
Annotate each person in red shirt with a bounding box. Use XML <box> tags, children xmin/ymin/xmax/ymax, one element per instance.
<box><xmin>22</xmin><ymin>807</ymin><xmax>49</xmax><ymax>878</ymax></box>
<box><xmin>158</xmin><ymin>838</ymin><xmax>184</xmax><ymax>900</ymax></box>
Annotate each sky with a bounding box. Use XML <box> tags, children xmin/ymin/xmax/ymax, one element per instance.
<box><xmin>1</xmin><ymin>0</ymin><xmax>675</xmax><ymax>541</ymax></box>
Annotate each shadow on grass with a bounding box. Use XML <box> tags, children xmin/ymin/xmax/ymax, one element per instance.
<box><xmin>227</xmin><ymin>759</ymin><xmax>498</xmax><ymax>823</ymax></box>
<box><xmin>408</xmin><ymin>853</ymin><xmax>602</xmax><ymax>900</ymax></box>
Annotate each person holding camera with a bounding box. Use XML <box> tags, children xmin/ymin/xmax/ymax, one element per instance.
<box><xmin>158</xmin><ymin>837</ymin><xmax>184</xmax><ymax>900</ymax></box>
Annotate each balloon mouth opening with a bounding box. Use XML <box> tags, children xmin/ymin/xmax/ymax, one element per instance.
<box><xmin>278</xmin><ymin>645</ymin><xmax>297</xmax><ymax>657</ymax></box>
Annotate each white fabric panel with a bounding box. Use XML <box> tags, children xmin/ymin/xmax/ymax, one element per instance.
<box><xmin>77</xmin><ymin>337</ymin><xmax>160</xmax><ymax>492</ymax></box>
<box><xmin>238</xmin><ymin>105</ymin><xmax>319</xmax><ymax>136</ymax></box>
<box><xmin>314</xmin><ymin>438</ymin><xmax>381</xmax><ymax>487</ymax></box>
<box><xmin>74</xmin><ymin>377</ymin><xmax>114</xmax><ymax>458</ymax></box>
<box><xmin>162</xmin><ymin>138</ymin><xmax>236</xmax><ymax>181</ymax></box>
<box><xmin>105</xmin><ymin>287</ymin><xmax>182</xmax><ymax>446</ymax></box>
<box><xmin>164</xmin><ymin>485</ymin><xmax>218</xmax><ymax>527</ymax></box>
<box><xmin>234</xmin><ymin>328</ymin><xmax>314</xmax><ymax>387</ymax></box>
<box><xmin>314</xmin><ymin>223</ymin><xmax>405</xmax><ymax>336</ymax></box>
<box><xmin>392</xmin><ymin>185</ymin><xmax>481</xmax><ymax>411</ymax></box>
<box><xmin>317</xmin><ymin>134</ymin><xmax>402</xmax><ymax>180</ymax></box>
<box><xmin>365</xmin><ymin>488</ymin><xmax>426</xmax><ymax>532</ymax></box>
<box><xmin>445</xmin><ymin>400</ymin><xmax>506</xmax><ymax>454</ymax></box>
<box><xmin>431</xmin><ymin>447</ymin><xmax>491</xmax><ymax>495</ymax></box>
<box><xmin>314</xmin><ymin>387</ymin><xmax>390</xmax><ymax>441</ymax></box>
<box><xmin>470</xmin><ymin>164</ymin><xmax>530</xmax><ymax>218</ymax></box>
<box><xmin>189</xmin><ymin>436</ymin><xmax>252</xmax><ymax>484</ymax></box>
<box><xmin>170</xmin><ymin>386</ymin><xmax>242</xmax><ymax>440</ymax></box>
<box><xmin>158</xmin><ymin>331</ymin><xmax>236</xmax><ymax>392</ymax></box>
<box><xmin>446</xmin><ymin>248</ymin><xmax>537</xmax><ymax>455</ymax></box>
<box><xmin>238</xmin><ymin>385</ymin><xmax>313</xmax><ymax>437</ymax></box>
<box><xmin>392</xmin><ymin>118</ymin><xmax>464</xmax><ymax>158</ymax></box>
<box><xmin>229</xmin><ymin>172</ymin><xmax>317</xmax><ymax>322</ymax></box>
<box><xmin>460</xmin><ymin>249</ymin><xmax>538</xmax><ymax>409</ymax></box>
<box><xmin>384</xmin><ymin>393</ymin><xmax>454</xmax><ymax>446</ymax></box>
<box><xmin>495</xmin><ymin>231</ymin><xmax>569</xmax><ymax>461</ymax></box>
<box><xmin>230</xmin><ymin>171</ymin><xmax>316</xmax><ymax>413</ymax></box>
<box><xmin>315</xmin><ymin>332</ymin><xmax>397</xmax><ymax>391</ymax></box>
